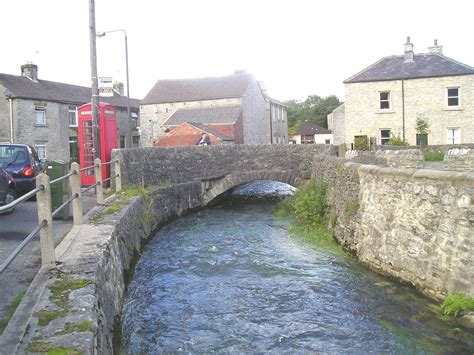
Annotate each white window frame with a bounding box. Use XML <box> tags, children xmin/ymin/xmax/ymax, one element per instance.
<box><xmin>446</xmin><ymin>128</ymin><xmax>460</xmax><ymax>144</ymax></box>
<box><xmin>379</xmin><ymin>91</ymin><xmax>391</xmax><ymax>110</ymax></box>
<box><xmin>34</xmin><ymin>142</ymin><xmax>47</xmax><ymax>159</ymax></box>
<box><xmin>35</xmin><ymin>107</ymin><xmax>46</xmax><ymax>125</ymax></box>
<box><xmin>68</xmin><ymin>105</ymin><xmax>77</xmax><ymax>126</ymax></box>
<box><xmin>380</xmin><ymin>129</ymin><xmax>391</xmax><ymax>145</ymax></box>
<box><xmin>446</xmin><ymin>87</ymin><xmax>460</xmax><ymax>107</ymax></box>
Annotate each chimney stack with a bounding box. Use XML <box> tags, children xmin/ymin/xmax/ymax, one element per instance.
<box><xmin>113</xmin><ymin>82</ymin><xmax>124</xmax><ymax>95</ymax></box>
<box><xmin>21</xmin><ymin>63</ymin><xmax>38</xmax><ymax>82</ymax></box>
<box><xmin>428</xmin><ymin>39</ymin><xmax>443</xmax><ymax>54</ymax></box>
<box><xmin>404</xmin><ymin>36</ymin><xmax>414</xmax><ymax>63</ymax></box>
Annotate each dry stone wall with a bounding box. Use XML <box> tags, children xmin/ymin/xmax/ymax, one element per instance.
<box><xmin>444</xmin><ymin>148</ymin><xmax>474</xmax><ymax>172</ymax></box>
<box><xmin>313</xmin><ymin>156</ymin><xmax>474</xmax><ymax>300</ymax></box>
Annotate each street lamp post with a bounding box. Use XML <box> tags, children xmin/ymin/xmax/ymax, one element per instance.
<box><xmin>96</xmin><ymin>29</ymin><xmax>132</xmax><ymax>148</ymax></box>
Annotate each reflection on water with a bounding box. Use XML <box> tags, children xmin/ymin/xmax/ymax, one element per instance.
<box><xmin>120</xmin><ymin>181</ymin><xmax>473</xmax><ymax>353</ymax></box>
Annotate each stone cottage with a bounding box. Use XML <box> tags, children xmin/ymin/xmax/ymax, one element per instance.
<box><xmin>333</xmin><ymin>38</ymin><xmax>474</xmax><ymax>148</ymax></box>
<box><xmin>140</xmin><ymin>71</ymin><xmax>285</xmax><ymax>146</ymax></box>
<box><xmin>0</xmin><ymin>63</ymin><xmax>141</xmax><ymax>161</ymax></box>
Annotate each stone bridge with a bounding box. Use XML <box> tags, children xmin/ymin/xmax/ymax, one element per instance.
<box><xmin>114</xmin><ymin>144</ymin><xmax>338</xmax><ymax>204</ymax></box>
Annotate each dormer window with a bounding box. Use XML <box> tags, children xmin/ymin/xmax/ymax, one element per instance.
<box><xmin>447</xmin><ymin>87</ymin><xmax>459</xmax><ymax>107</ymax></box>
<box><xmin>379</xmin><ymin>92</ymin><xmax>390</xmax><ymax>110</ymax></box>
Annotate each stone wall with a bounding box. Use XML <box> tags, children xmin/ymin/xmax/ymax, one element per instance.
<box><xmin>8</xmin><ymin>182</ymin><xmax>203</xmax><ymax>354</ymax></box>
<box><xmin>116</xmin><ymin>144</ymin><xmax>338</xmax><ymax>187</ymax></box>
<box><xmin>444</xmin><ymin>148</ymin><xmax>474</xmax><ymax>172</ymax></box>
<box><xmin>345</xmin><ymin>149</ymin><xmax>424</xmax><ymax>168</ymax></box>
<box><xmin>312</xmin><ymin>156</ymin><xmax>474</xmax><ymax>300</ymax></box>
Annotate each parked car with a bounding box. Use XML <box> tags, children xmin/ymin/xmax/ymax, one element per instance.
<box><xmin>0</xmin><ymin>144</ymin><xmax>44</xmax><ymax>195</ymax></box>
<box><xmin>0</xmin><ymin>167</ymin><xmax>16</xmax><ymax>214</ymax></box>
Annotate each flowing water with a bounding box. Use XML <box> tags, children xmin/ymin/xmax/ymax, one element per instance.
<box><xmin>120</xmin><ymin>181</ymin><xmax>473</xmax><ymax>354</ymax></box>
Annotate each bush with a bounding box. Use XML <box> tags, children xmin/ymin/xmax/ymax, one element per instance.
<box><xmin>290</xmin><ymin>179</ymin><xmax>328</xmax><ymax>226</ymax></box>
<box><xmin>387</xmin><ymin>135</ymin><xmax>408</xmax><ymax>146</ymax></box>
<box><xmin>422</xmin><ymin>148</ymin><xmax>444</xmax><ymax>161</ymax></box>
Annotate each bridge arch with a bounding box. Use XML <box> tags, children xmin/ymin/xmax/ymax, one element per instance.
<box><xmin>201</xmin><ymin>170</ymin><xmax>307</xmax><ymax>205</ymax></box>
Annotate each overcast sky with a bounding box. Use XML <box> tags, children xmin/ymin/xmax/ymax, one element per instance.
<box><xmin>2</xmin><ymin>0</ymin><xmax>474</xmax><ymax>102</ymax></box>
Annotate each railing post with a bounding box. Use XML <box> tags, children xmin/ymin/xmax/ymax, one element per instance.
<box><xmin>94</xmin><ymin>158</ymin><xmax>104</xmax><ymax>205</ymax></box>
<box><xmin>70</xmin><ymin>162</ymin><xmax>83</xmax><ymax>225</ymax></box>
<box><xmin>115</xmin><ymin>155</ymin><xmax>122</xmax><ymax>193</ymax></box>
<box><xmin>36</xmin><ymin>174</ymin><xmax>55</xmax><ymax>268</ymax></box>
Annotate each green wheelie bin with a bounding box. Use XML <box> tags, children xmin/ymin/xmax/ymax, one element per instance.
<box><xmin>45</xmin><ymin>160</ymin><xmax>70</xmax><ymax>220</ymax></box>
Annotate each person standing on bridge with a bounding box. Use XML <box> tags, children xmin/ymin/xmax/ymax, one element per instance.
<box><xmin>196</xmin><ymin>133</ymin><xmax>211</xmax><ymax>146</ymax></box>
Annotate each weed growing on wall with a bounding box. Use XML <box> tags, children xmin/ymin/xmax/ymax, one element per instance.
<box><xmin>275</xmin><ymin>179</ymin><xmax>343</xmax><ymax>253</ymax></box>
<box><xmin>422</xmin><ymin>148</ymin><xmax>444</xmax><ymax>162</ymax></box>
<box><xmin>441</xmin><ymin>292</ymin><xmax>474</xmax><ymax>317</ymax></box>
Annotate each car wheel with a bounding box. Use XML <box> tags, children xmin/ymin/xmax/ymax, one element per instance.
<box><xmin>0</xmin><ymin>189</ymin><xmax>16</xmax><ymax>215</ymax></box>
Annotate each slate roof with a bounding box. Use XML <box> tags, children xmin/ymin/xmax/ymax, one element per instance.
<box><xmin>344</xmin><ymin>53</ymin><xmax>474</xmax><ymax>83</ymax></box>
<box><xmin>164</xmin><ymin>105</ymin><xmax>242</xmax><ymax>126</ymax></box>
<box><xmin>141</xmin><ymin>72</ymin><xmax>255</xmax><ymax>104</ymax></box>
<box><xmin>299</xmin><ymin>122</ymin><xmax>332</xmax><ymax>135</ymax></box>
<box><xmin>0</xmin><ymin>73</ymin><xmax>140</xmax><ymax>109</ymax></box>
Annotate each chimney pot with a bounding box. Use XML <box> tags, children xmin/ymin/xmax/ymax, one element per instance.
<box><xmin>428</xmin><ymin>39</ymin><xmax>443</xmax><ymax>55</ymax></box>
<box><xmin>404</xmin><ymin>37</ymin><xmax>414</xmax><ymax>63</ymax></box>
<box><xmin>21</xmin><ymin>63</ymin><xmax>38</xmax><ymax>82</ymax></box>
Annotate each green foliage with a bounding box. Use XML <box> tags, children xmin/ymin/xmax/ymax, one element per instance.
<box><xmin>422</xmin><ymin>148</ymin><xmax>444</xmax><ymax>161</ymax></box>
<box><xmin>0</xmin><ymin>291</ymin><xmax>25</xmax><ymax>334</ymax></box>
<box><xmin>354</xmin><ymin>136</ymin><xmax>369</xmax><ymax>151</ymax></box>
<box><xmin>415</xmin><ymin>113</ymin><xmax>430</xmax><ymax>135</ymax></box>
<box><xmin>275</xmin><ymin>179</ymin><xmax>344</xmax><ymax>252</ymax></box>
<box><xmin>122</xmin><ymin>185</ymin><xmax>147</xmax><ymax>197</ymax></box>
<box><xmin>285</xmin><ymin>95</ymin><xmax>341</xmax><ymax>133</ymax></box>
<box><xmin>27</xmin><ymin>342</ymin><xmax>82</xmax><ymax>355</ymax></box>
<box><xmin>36</xmin><ymin>309</ymin><xmax>68</xmax><ymax>326</ymax></box>
<box><xmin>55</xmin><ymin>320</ymin><xmax>93</xmax><ymax>336</ymax></box>
<box><xmin>290</xmin><ymin>180</ymin><xmax>328</xmax><ymax>226</ymax></box>
<box><xmin>387</xmin><ymin>135</ymin><xmax>409</xmax><ymax>146</ymax></box>
<box><xmin>441</xmin><ymin>292</ymin><xmax>474</xmax><ymax>317</ymax></box>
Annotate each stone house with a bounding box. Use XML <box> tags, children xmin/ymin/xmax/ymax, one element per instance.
<box><xmin>327</xmin><ymin>102</ymin><xmax>345</xmax><ymax>145</ymax></box>
<box><xmin>140</xmin><ymin>71</ymin><xmax>284</xmax><ymax>146</ymax></box>
<box><xmin>290</xmin><ymin>121</ymin><xmax>333</xmax><ymax>144</ymax></box>
<box><xmin>0</xmin><ymin>63</ymin><xmax>141</xmax><ymax>161</ymax></box>
<box><xmin>264</xmin><ymin>93</ymin><xmax>289</xmax><ymax>144</ymax></box>
<box><xmin>335</xmin><ymin>38</ymin><xmax>474</xmax><ymax>148</ymax></box>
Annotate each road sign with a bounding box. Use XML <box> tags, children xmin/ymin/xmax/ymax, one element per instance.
<box><xmin>98</xmin><ymin>77</ymin><xmax>113</xmax><ymax>97</ymax></box>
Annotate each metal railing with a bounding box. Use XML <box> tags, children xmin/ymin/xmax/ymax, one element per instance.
<box><xmin>0</xmin><ymin>157</ymin><xmax>122</xmax><ymax>274</ymax></box>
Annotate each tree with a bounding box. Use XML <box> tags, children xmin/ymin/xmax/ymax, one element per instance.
<box><xmin>285</xmin><ymin>95</ymin><xmax>341</xmax><ymax>134</ymax></box>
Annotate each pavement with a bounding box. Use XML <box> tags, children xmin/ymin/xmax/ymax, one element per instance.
<box><xmin>0</xmin><ymin>192</ymin><xmax>97</xmax><ymax>323</ymax></box>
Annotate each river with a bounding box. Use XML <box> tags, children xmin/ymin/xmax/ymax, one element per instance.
<box><xmin>120</xmin><ymin>181</ymin><xmax>472</xmax><ymax>353</ymax></box>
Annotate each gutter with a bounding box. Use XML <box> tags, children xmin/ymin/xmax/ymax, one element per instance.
<box><xmin>8</xmin><ymin>97</ymin><xmax>14</xmax><ymax>143</ymax></box>
<box><xmin>402</xmin><ymin>80</ymin><xmax>405</xmax><ymax>141</ymax></box>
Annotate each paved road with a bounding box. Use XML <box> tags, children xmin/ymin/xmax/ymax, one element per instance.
<box><xmin>0</xmin><ymin>194</ymin><xmax>97</xmax><ymax>321</ymax></box>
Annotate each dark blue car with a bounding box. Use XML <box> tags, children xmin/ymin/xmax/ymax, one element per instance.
<box><xmin>0</xmin><ymin>167</ymin><xmax>16</xmax><ymax>214</ymax></box>
<box><xmin>0</xmin><ymin>144</ymin><xmax>44</xmax><ymax>195</ymax></box>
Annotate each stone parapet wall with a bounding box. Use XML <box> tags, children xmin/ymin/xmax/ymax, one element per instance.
<box><xmin>313</xmin><ymin>156</ymin><xmax>474</xmax><ymax>300</ymax></box>
<box><xmin>345</xmin><ymin>149</ymin><xmax>424</xmax><ymax>168</ymax></box>
<box><xmin>444</xmin><ymin>148</ymin><xmax>474</xmax><ymax>172</ymax></box>
<box><xmin>116</xmin><ymin>144</ymin><xmax>337</xmax><ymax>187</ymax></box>
<box><xmin>9</xmin><ymin>182</ymin><xmax>203</xmax><ymax>354</ymax></box>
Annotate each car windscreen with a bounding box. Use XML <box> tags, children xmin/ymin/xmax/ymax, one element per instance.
<box><xmin>0</xmin><ymin>146</ymin><xmax>29</xmax><ymax>166</ymax></box>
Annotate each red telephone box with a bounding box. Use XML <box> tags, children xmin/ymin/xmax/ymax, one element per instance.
<box><xmin>77</xmin><ymin>102</ymin><xmax>118</xmax><ymax>186</ymax></box>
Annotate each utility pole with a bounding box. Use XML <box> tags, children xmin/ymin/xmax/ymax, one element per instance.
<box><xmin>89</xmin><ymin>0</ymin><xmax>101</xmax><ymax>160</ymax></box>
